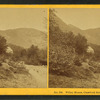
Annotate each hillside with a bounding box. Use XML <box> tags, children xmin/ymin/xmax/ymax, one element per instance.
<box><xmin>52</xmin><ymin>11</ymin><xmax>100</xmax><ymax>45</ymax></box>
<box><xmin>50</xmin><ymin>10</ymin><xmax>82</xmax><ymax>34</ymax></box>
<box><xmin>0</xmin><ymin>28</ymin><xmax>47</xmax><ymax>49</ymax></box>
<box><xmin>49</xmin><ymin>9</ymin><xmax>100</xmax><ymax>88</ymax></box>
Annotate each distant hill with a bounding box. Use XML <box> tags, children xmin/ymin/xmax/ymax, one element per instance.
<box><xmin>52</xmin><ymin>11</ymin><xmax>100</xmax><ymax>45</ymax></box>
<box><xmin>83</xmin><ymin>28</ymin><xmax>100</xmax><ymax>45</ymax></box>
<box><xmin>0</xmin><ymin>28</ymin><xmax>47</xmax><ymax>49</ymax></box>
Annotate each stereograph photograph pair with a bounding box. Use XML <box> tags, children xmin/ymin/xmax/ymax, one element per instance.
<box><xmin>0</xmin><ymin>7</ymin><xmax>100</xmax><ymax>91</ymax></box>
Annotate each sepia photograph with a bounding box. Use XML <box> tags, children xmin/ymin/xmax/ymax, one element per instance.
<box><xmin>49</xmin><ymin>8</ymin><xmax>100</xmax><ymax>88</ymax></box>
<box><xmin>0</xmin><ymin>8</ymin><xmax>47</xmax><ymax>88</ymax></box>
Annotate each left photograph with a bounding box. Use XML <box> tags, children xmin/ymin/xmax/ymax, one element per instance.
<box><xmin>0</xmin><ymin>8</ymin><xmax>47</xmax><ymax>88</ymax></box>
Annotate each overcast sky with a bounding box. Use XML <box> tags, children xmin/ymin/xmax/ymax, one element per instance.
<box><xmin>0</xmin><ymin>8</ymin><xmax>47</xmax><ymax>32</ymax></box>
<box><xmin>54</xmin><ymin>8</ymin><xmax>100</xmax><ymax>30</ymax></box>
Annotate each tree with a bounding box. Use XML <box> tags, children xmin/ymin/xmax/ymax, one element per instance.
<box><xmin>74</xmin><ymin>33</ymin><xmax>88</xmax><ymax>55</ymax></box>
<box><xmin>27</xmin><ymin>45</ymin><xmax>39</xmax><ymax>65</ymax></box>
<box><xmin>0</xmin><ymin>36</ymin><xmax>7</xmax><ymax>54</ymax></box>
<box><xmin>38</xmin><ymin>49</ymin><xmax>47</xmax><ymax>65</ymax></box>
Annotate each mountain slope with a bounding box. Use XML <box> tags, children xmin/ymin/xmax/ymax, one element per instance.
<box><xmin>52</xmin><ymin>10</ymin><xmax>100</xmax><ymax>45</ymax></box>
<box><xmin>50</xmin><ymin>11</ymin><xmax>82</xmax><ymax>34</ymax></box>
<box><xmin>0</xmin><ymin>28</ymin><xmax>47</xmax><ymax>49</ymax></box>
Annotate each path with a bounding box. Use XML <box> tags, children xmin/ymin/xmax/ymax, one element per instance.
<box><xmin>25</xmin><ymin>65</ymin><xmax>47</xmax><ymax>88</ymax></box>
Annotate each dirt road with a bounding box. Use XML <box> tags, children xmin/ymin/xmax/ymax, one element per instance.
<box><xmin>0</xmin><ymin>64</ymin><xmax>47</xmax><ymax>88</ymax></box>
<box><xmin>25</xmin><ymin>65</ymin><xmax>47</xmax><ymax>88</ymax></box>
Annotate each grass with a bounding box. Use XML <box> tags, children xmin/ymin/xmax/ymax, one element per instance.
<box><xmin>49</xmin><ymin>73</ymin><xmax>100</xmax><ymax>88</ymax></box>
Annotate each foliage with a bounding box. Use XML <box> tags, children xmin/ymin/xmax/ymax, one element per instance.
<box><xmin>9</xmin><ymin>44</ymin><xmax>47</xmax><ymax>65</ymax></box>
<box><xmin>49</xmin><ymin>9</ymin><xmax>88</xmax><ymax>74</ymax></box>
<box><xmin>0</xmin><ymin>35</ymin><xmax>7</xmax><ymax>54</ymax></box>
<box><xmin>26</xmin><ymin>45</ymin><xmax>40</xmax><ymax>65</ymax></box>
<box><xmin>74</xmin><ymin>34</ymin><xmax>88</xmax><ymax>55</ymax></box>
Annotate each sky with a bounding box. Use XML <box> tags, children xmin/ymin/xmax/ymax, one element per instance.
<box><xmin>54</xmin><ymin>8</ymin><xmax>100</xmax><ymax>30</ymax></box>
<box><xmin>0</xmin><ymin>8</ymin><xmax>47</xmax><ymax>32</ymax></box>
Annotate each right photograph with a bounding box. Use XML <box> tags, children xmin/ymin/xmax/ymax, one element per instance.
<box><xmin>49</xmin><ymin>8</ymin><xmax>100</xmax><ymax>88</ymax></box>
